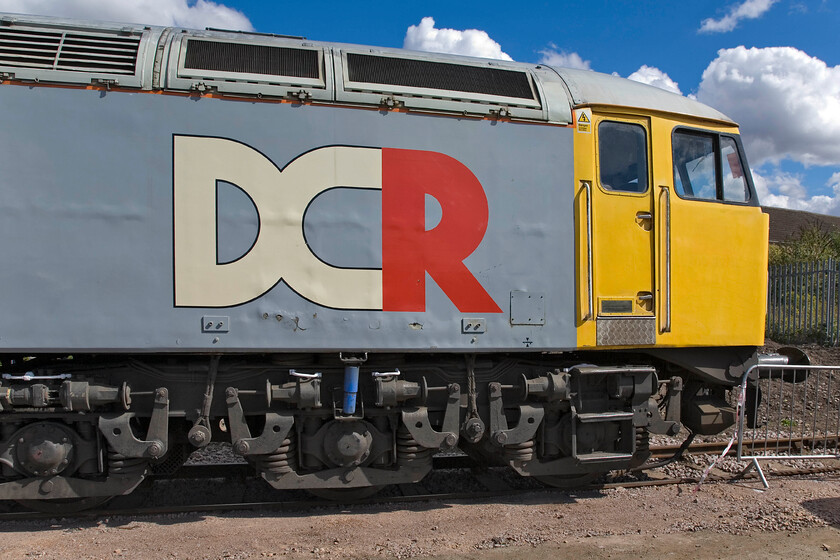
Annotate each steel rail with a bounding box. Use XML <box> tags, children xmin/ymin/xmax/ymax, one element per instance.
<box><xmin>158</xmin><ymin>437</ymin><xmax>839</xmax><ymax>480</ymax></box>
<box><xmin>648</xmin><ymin>436</ymin><xmax>840</xmax><ymax>459</ymax></box>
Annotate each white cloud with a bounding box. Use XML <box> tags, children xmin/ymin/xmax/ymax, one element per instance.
<box><xmin>754</xmin><ymin>169</ymin><xmax>840</xmax><ymax>215</ymax></box>
<box><xmin>403</xmin><ymin>17</ymin><xmax>512</xmax><ymax>61</ymax></box>
<box><xmin>626</xmin><ymin>65</ymin><xmax>682</xmax><ymax>95</ymax></box>
<box><xmin>697</xmin><ymin>46</ymin><xmax>840</xmax><ymax>168</ymax></box>
<box><xmin>537</xmin><ymin>46</ymin><xmax>591</xmax><ymax>70</ymax></box>
<box><xmin>699</xmin><ymin>0</ymin><xmax>778</xmax><ymax>33</ymax></box>
<box><xmin>0</xmin><ymin>0</ymin><xmax>253</xmax><ymax>30</ymax></box>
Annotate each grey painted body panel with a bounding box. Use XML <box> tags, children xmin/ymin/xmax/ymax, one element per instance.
<box><xmin>0</xmin><ymin>84</ymin><xmax>576</xmax><ymax>352</ymax></box>
<box><xmin>0</xmin><ymin>13</ymin><xmax>736</xmax><ymax>126</ymax></box>
<box><xmin>0</xmin><ymin>13</ymin><xmax>742</xmax><ymax>355</ymax></box>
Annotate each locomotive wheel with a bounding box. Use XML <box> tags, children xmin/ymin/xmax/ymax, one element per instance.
<box><xmin>16</xmin><ymin>496</ymin><xmax>113</xmax><ymax>514</ymax></box>
<box><xmin>535</xmin><ymin>473</ymin><xmax>598</xmax><ymax>489</ymax></box>
<box><xmin>306</xmin><ymin>486</ymin><xmax>382</xmax><ymax>501</ymax></box>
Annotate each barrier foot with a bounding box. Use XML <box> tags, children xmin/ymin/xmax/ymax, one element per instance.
<box><xmin>752</xmin><ymin>458</ymin><xmax>769</xmax><ymax>488</ymax></box>
<box><xmin>735</xmin><ymin>460</ymin><xmax>755</xmax><ymax>480</ymax></box>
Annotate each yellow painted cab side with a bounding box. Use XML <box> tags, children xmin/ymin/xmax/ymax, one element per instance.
<box><xmin>575</xmin><ymin>108</ymin><xmax>769</xmax><ymax>348</ymax></box>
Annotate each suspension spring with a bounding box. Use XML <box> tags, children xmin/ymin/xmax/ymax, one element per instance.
<box><xmin>255</xmin><ymin>431</ymin><xmax>297</xmax><ymax>475</ymax></box>
<box><xmin>396</xmin><ymin>424</ymin><xmax>432</xmax><ymax>467</ymax></box>
<box><xmin>503</xmin><ymin>439</ymin><xmax>535</xmax><ymax>463</ymax></box>
<box><xmin>107</xmin><ymin>449</ymin><xmax>148</xmax><ymax>477</ymax></box>
<box><xmin>635</xmin><ymin>426</ymin><xmax>650</xmax><ymax>456</ymax></box>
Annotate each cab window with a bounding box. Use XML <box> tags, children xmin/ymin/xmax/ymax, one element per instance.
<box><xmin>672</xmin><ymin>129</ymin><xmax>751</xmax><ymax>203</ymax></box>
<box><xmin>673</xmin><ymin>133</ymin><xmax>716</xmax><ymax>200</ymax></box>
<box><xmin>598</xmin><ymin>121</ymin><xmax>648</xmax><ymax>193</ymax></box>
<box><xmin>721</xmin><ymin>137</ymin><xmax>749</xmax><ymax>202</ymax></box>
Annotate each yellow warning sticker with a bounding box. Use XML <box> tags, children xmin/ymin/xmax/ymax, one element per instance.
<box><xmin>576</xmin><ymin>108</ymin><xmax>592</xmax><ymax>133</ymax></box>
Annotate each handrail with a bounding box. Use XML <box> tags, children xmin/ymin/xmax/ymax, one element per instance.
<box><xmin>659</xmin><ymin>186</ymin><xmax>671</xmax><ymax>333</ymax></box>
<box><xmin>582</xmin><ymin>181</ymin><xmax>594</xmax><ymax>322</ymax></box>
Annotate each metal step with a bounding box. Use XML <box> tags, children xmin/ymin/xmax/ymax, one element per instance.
<box><xmin>575</xmin><ymin>451</ymin><xmax>634</xmax><ymax>463</ymax></box>
<box><xmin>570</xmin><ymin>365</ymin><xmax>656</xmax><ymax>376</ymax></box>
<box><xmin>577</xmin><ymin>411</ymin><xmax>634</xmax><ymax>423</ymax></box>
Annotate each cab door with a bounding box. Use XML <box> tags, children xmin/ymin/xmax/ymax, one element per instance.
<box><xmin>578</xmin><ymin>114</ymin><xmax>656</xmax><ymax>346</ymax></box>
<box><xmin>654</xmin><ymin>126</ymin><xmax>769</xmax><ymax>347</ymax></box>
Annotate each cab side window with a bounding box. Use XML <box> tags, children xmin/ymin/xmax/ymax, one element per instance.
<box><xmin>673</xmin><ymin>133</ymin><xmax>716</xmax><ymax>200</ymax></box>
<box><xmin>721</xmin><ymin>137</ymin><xmax>749</xmax><ymax>202</ymax></box>
<box><xmin>673</xmin><ymin>129</ymin><xmax>751</xmax><ymax>203</ymax></box>
<box><xmin>598</xmin><ymin>121</ymin><xmax>648</xmax><ymax>193</ymax></box>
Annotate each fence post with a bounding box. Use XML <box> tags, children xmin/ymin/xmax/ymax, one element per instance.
<box><xmin>766</xmin><ymin>259</ymin><xmax>840</xmax><ymax>346</ymax></box>
<box><xmin>833</xmin><ymin>258</ymin><xmax>839</xmax><ymax>345</ymax></box>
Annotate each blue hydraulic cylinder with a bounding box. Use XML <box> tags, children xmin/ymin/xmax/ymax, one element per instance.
<box><xmin>343</xmin><ymin>365</ymin><xmax>360</xmax><ymax>414</ymax></box>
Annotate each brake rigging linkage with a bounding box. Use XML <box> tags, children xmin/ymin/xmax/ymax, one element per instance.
<box><xmin>188</xmin><ymin>355</ymin><xmax>219</xmax><ymax>447</ymax></box>
<box><xmin>461</xmin><ymin>354</ymin><xmax>485</xmax><ymax>443</ymax></box>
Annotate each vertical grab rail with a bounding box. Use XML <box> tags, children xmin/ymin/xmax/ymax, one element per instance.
<box><xmin>659</xmin><ymin>186</ymin><xmax>671</xmax><ymax>333</ymax></box>
<box><xmin>582</xmin><ymin>181</ymin><xmax>594</xmax><ymax>322</ymax></box>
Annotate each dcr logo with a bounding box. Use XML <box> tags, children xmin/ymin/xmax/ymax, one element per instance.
<box><xmin>173</xmin><ymin>136</ymin><xmax>501</xmax><ymax>313</ymax></box>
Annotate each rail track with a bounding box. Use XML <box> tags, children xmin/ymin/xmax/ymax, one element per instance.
<box><xmin>649</xmin><ymin>436</ymin><xmax>840</xmax><ymax>459</ymax></box>
<box><xmin>0</xmin><ymin>438</ymin><xmax>837</xmax><ymax>522</ymax></box>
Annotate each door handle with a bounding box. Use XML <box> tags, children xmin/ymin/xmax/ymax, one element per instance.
<box><xmin>636</xmin><ymin>211</ymin><xmax>653</xmax><ymax>231</ymax></box>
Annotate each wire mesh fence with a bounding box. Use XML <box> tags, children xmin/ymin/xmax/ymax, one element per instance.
<box><xmin>766</xmin><ymin>259</ymin><xmax>840</xmax><ymax>346</ymax></box>
<box><xmin>736</xmin><ymin>364</ymin><xmax>840</xmax><ymax>487</ymax></box>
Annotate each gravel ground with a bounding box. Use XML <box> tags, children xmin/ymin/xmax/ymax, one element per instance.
<box><xmin>1</xmin><ymin>474</ymin><xmax>838</xmax><ymax>560</ymax></box>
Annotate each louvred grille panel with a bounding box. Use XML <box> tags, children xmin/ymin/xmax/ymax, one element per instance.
<box><xmin>0</xmin><ymin>27</ymin><xmax>139</xmax><ymax>74</ymax></box>
<box><xmin>184</xmin><ymin>39</ymin><xmax>319</xmax><ymax>79</ymax></box>
<box><xmin>0</xmin><ymin>28</ymin><xmax>62</xmax><ymax>68</ymax></box>
<box><xmin>346</xmin><ymin>53</ymin><xmax>535</xmax><ymax>100</ymax></box>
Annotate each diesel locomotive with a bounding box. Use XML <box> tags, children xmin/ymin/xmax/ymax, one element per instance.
<box><xmin>0</xmin><ymin>13</ymin><xmax>782</xmax><ymax>510</ymax></box>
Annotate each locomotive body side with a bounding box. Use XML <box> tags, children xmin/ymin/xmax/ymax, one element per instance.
<box><xmin>0</xmin><ymin>83</ymin><xmax>577</xmax><ymax>353</ymax></box>
<box><xmin>0</xmin><ymin>14</ymin><xmax>769</xmax><ymax>356</ymax></box>
<box><xmin>0</xmin><ymin>14</ymin><xmax>777</xmax><ymax>509</ymax></box>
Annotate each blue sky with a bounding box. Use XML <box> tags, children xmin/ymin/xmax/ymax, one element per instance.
<box><xmin>1</xmin><ymin>0</ymin><xmax>838</xmax><ymax>214</ymax></box>
<box><xmin>227</xmin><ymin>1</ymin><xmax>837</xmax><ymax>87</ymax></box>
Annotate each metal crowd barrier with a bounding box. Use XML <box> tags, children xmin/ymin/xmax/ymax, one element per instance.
<box><xmin>736</xmin><ymin>363</ymin><xmax>840</xmax><ymax>488</ymax></box>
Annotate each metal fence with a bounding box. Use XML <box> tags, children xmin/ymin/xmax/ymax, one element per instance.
<box><xmin>736</xmin><ymin>363</ymin><xmax>840</xmax><ymax>487</ymax></box>
<box><xmin>766</xmin><ymin>259</ymin><xmax>840</xmax><ymax>346</ymax></box>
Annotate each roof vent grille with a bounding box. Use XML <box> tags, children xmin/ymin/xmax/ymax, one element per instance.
<box><xmin>0</xmin><ymin>28</ymin><xmax>62</xmax><ymax>69</ymax></box>
<box><xmin>56</xmin><ymin>33</ymin><xmax>140</xmax><ymax>74</ymax></box>
<box><xmin>184</xmin><ymin>39</ymin><xmax>319</xmax><ymax>79</ymax></box>
<box><xmin>346</xmin><ymin>53</ymin><xmax>535</xmax><ymax>100</ymax></box>
<box><xmin>0</xmin><ymin>27</ymin><xmax>139</xmax><ymax>74</ymax></box>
